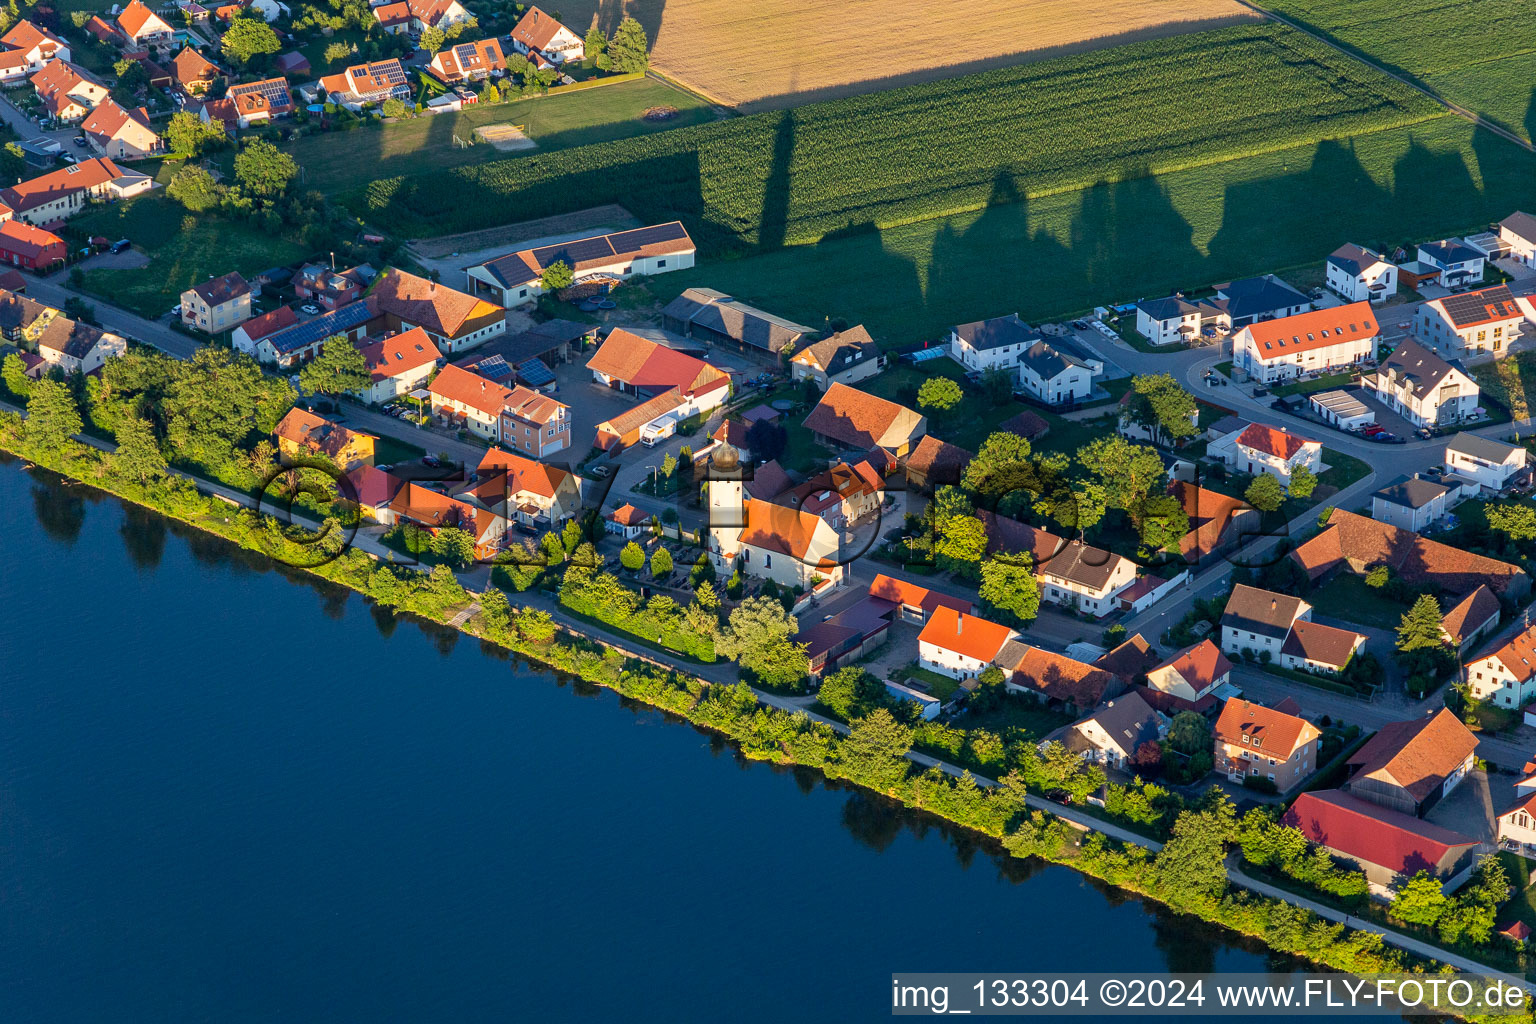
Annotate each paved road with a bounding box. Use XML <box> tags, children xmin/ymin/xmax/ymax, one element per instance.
<box><xmin>31</xmin><ymin>269</ymin><xmax>201</xmax><ymax>360</ymax></box>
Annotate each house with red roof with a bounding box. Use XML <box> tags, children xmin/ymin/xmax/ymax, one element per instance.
<box><xmin>1231</xmin><ymin>302</ymin><xmax>1378</xmax><ymax>384</ymax></box>
<box><xmin>1441</xmin><ymin>584</ymin><xmax>1500</xmax><ymax>655</ymax></box>
<box><xmin>1284</xmin><ymin>789</ymin><xmax>1479</xmax><ymax>890</ymax></box>
<box><xmin>355</xmin><ymin>326</ymin><xmax>441</xmax><ymax>405</ymax></box>
<box><xmin>1143</xmin><ymin>639</ymin><xmax>1232</xmax><ymax>712</ymax></box>
<box><xmin>586</xmin><ymin>328</ymin><xmax>731</xmax><ymax>442</ymax></box>
<box><xmin>917</xmin><ymin>607</ymin><xmax>1017</xmax><ymax>681</ymax></box>
<box><xmin>1498</xmin><ymin>792</ymin><xmax>1536</xmax><ymax>855</ymax></box>
<box><xmin>115</xmin><ymin>0</ymin><xmax>177</xmax><ymax>51</ymax></box>
<box><xmin>30</xmin><ymin>59</ymin><xmax>107</xmax><ymax>122</ymax></box>
<box><xmin>231</xmin><ymin>304</ymin><xmax>298</xmax><ymax>359</ymax></box>
<box><xmin>1343</xmin><ymin>708</ymin><xmax>1477</xmax><ymax>816</ymax></box>
<box><xmin>866</xmin><ymin>573</ymin><xmax>972</xmax><ymax>624</ymax></box>
<box><xmin>428</xmin><ymin>362</ymin><xmax>570</xmax><ymax>454</ymax></box>
<box><xmin>1280</xmin><ymin>620</ymin><xmax>1366</xmax><ymax>676</ymax></box>
<box><xmin>341</xmin><ymin>464</ymin><xmax>405</xmax><ymax>525</ymax></box>
<box><xmin>1</xmin><ymin>20</ymin><xmax>69</xmax><ymax>77</ymax></box>
<box><xmin>1208</xmin><ymin>421</ymin><xmax>1322</xmax><ymax>486</ymax></box>
<box><xmin>369</xmin><ymin>267</ymin><xmax>505</xmax><ymax>354</ymax></box>
<box><xmin>1</xmin><ymin>156</ymin><xmax>131</xmax><ymax>226</ymax></box>
<box><xmin>1167</xmin><ymin>480</ymin><xmax>1259</xmax><ymax>565</ymax></box>
<box><xmin>456</xmin><ymin>446</ymin><xmax>581</xmax><ymax>530</ymax></box>
<box><xmin>428</xmin><ymin>38</ymin><xmax>506</xmax><ymax>84</ymax></box>
<box><xmin>789</xmin><ymin>459</ymin><xmax>883</xmax><ymax>529</ymax></box>
<box><xmin>0</xmin><ymin>218</ymin><xmax>65</xmax><ymax>270</ymax></box>
<box><xmin>1215</xmin><ymin>697</ymin><xmax>1321</xmax><ymax>792</ymax></box>
<box><xmin>273</xmin><ymin>408</ymin><xmax>376</xmax><ymax>470</ymax></box>
<box><xmin>81</xmin><ymin>98</ymin><xmax>163</xmax><ymax>159</ymax></box>
<box><xmin>1466</xmin><ymin>619</ymin><xmax>1536</xmax><ymax>710</ymax></box>
<box><xmin>393</xmin><ymin>481</ymin><xmax>507</xmax><ymax>558</ymax></box>
<box><xmin>605</xmin><ymin>503</ymin><xmax>649</xmax><ymax>540</ymax></box>
<box><xmin>1001</xmin><ymin>644</ymin><xmax>1125</xmax><ymax>712</ymax></box>
<box><xmin>804</xmin><ymin>382</ymin><xmax>928</xmax><ymax>457</ymax></box>
<box><xmin>509</xmin><ymin>6</ymin><xmax>584</xmax><ymax>64</ymax></box>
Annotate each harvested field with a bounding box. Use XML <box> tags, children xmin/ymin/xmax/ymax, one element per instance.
<box><xmin>564</xmin><ymin>0</ymin><xmax>1257</xmax><ymax>111</ymax></box>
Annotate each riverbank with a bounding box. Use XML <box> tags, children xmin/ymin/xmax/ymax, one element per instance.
<box><xmin>1</xmin><ymin>412</ymin><xmax>1530</xmax><ymax>1005</ymax></box>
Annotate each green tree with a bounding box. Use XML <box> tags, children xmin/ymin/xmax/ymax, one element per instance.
<box><xmin>1136</xmin><ymin>493</ymin><xmax>1189</xmax><ymax>553</ymax></box>
<box><xmin>961</xmin><ymin>431</ymin><xmax>1033</xmax><ymax>494</ymax></box>
<box><xmin>323</xmin><ymin>40</ymin><xmax>356</xmax><ymax>64</ymax></box>
<box><xmin>715</xmin><ymin>596</ymin><xmax>808</xmax><ymax>688</ymax></box>
<box><xmin>381</xmin><ymin>97</ymin><xmax>407</xmax><ymax>118</ymax></box>
<box><xmin>164</xmin><ymin>111</ymin><xmax>227</xmax><ymax>157</ymax></box>
<box><xmin>1244</xmin><ymin>473</ymin><xmax>1284</xmax><ymax>513</ymax></box>
<box><xmin>916</xmin><ymin>375</ymin><xmax>963</xmax><ymax>414</ymax></box>
<box><xmin>109</xmin><ymin>416</ymin><xmax>166</xmax><ymax>484</ymax></box>
<box><xmin>479</xmin><ymin>79</ymin><xmax>499</xmax><ymax>104</ymax></box>
<box><xmin>221</xmin><ymin>17</ymin><xmax>281</xmax><ymax>65</ymax></box>
<box><xmin>1288</xmin><ymin>464</ymin><xmax>1317</xmax><ymax>500</ymax></box>
<box><xmin>430</xmin><ymin>527</ymin><xmax>476</xmax><ymax>569</ymax></box>
<box><xmin>1389</xmin><ymin>871</ymin><xmax>1450</xmax><ymax>927</ymax></box>
<box><xmin>113</xmin><ymin>57</ymin><xmax>149</xmax><ymax>92</ymax></box>
<box><xmin>607</xmin><ymin>15</ymin><xmax>649</xmax><ymax>73</ymax></box>
<box><xmin>540</xmin><ymin>259</ymin><xmax>574</xmax><ymax>292</ymax></box>
<box><xmin>979</xmin><ymin>553</ymin><xmax>1040</xmax><ymax>623</ymax></box>
<box><xmin>818</xmin><ymin>665</ymin><xmax>886</xmax><ymax>719</ymax></box>
<box><xmin>1365</xmin><ymin>563</ymin><xmax>1391</xmax><ymax>589</ymax></box>
<box><xmin>1153</xmin><ymin>801</ymin><xmax>1235</xmax><ymax>905</ymax></box>
<box><xmin>839</xmin><ymin>707</ymin><xmax>912</xmax><ymax>789</ymax></box>
<box><xmin>24</xmin><ymin>378</ymin><xmax>82</xmax><ymax>454</ymax></box>
<box><xmin>1125</xmin><ymin>373</ymin><xmax>1197</xmax><ymax>446</ymax></box>
<box><xmin>935</xmin><ymin>513</ymin><xmax>987</xmax><ymax>576</ymax></box>
<box><xmin>584</xmin><ymin>24</ymin><xmax>607</xmax><ymax>67</ymax></box>
<box><xmin>1487</xmin><ymin>503</ymin><xmax>1536</xmax><ymax>550</ymax></box>
<box><xmin>514</xmin><ymin>606</ymin><xmax>558</xmax><ymax>643</ymax></box>
<box><xmin>0</xmin><ymin>140</ymin><xmax>26</xmax><ymax>183</ymax></box>
<box><xmin>166</xmin><ymin>165</ymin><xmax>224</xmax><ymax>212</ymax></box>
<box><xmin>418</xmin><ymin>25</ymin><xmax>446</xmax><ymax>54</ymax></box>
<box><xmin>298</xmin><ymin>336</ymin><xmax>371</xmax><ymax>395</ymax></box>
<box><xmin>2</xmin><ymin>351</ymin><xmax>32</xmax><ymax>398</ymax></box>
<box><xmin>234</xmin><ymin>139</ymin><xmax>298</xmax><ymax>200</ymax></box>
<box><xmin>1166</xmin><ymin>711</ymin><xmax>1211</xmax><ymax>756</ymax></box>
<box><xmin>1077</xmin><ymin>436</ymin><xmax>1164</xmax><ymax>524</ymax></box>
<box><xmin>1396</xmin><ymin>594</ymin><xmax>1446</xmax><ymax>652</ymax></box>
<box><xmin>649</xmin><ymin>546</ymin><xmax>673</xmax><ymax>578</ymax></box>
<box><xmin>619</xmin><ymin>541</ymin><xmax>645</xmax><ymax>571</ymax></box>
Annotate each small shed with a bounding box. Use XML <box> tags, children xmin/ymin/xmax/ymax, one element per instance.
<box><xmin>1311</xmin><ymin>389</ymin><xmax>1373</xmax><ymax>431</ymax></box>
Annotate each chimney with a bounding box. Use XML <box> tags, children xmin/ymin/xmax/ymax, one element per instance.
<box><xmin>955</xmin><ymin>615</ymin><xmax>963</xmax><ymax>634</ymax></box>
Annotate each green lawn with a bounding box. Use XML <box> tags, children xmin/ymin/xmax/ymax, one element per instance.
<box><xmin>75</xmin><ymin>196</ymin><xmax>307</xmax><ymax>319</ymax></box>
<box><xmin>641</xmin><ymin>114</ymin><xmax>1536</xmax><ymax>348</ymax></box>
<box><xmin>1470</xmin><ymin>352</ymin><xmax>1536</xmax><ymax>420</ymax></box>
<box><xmin>1272</xmin><ymin>371</ymin><xmax>1357</xmax><ymax>397</ymax></box>
<box><xmin>958</xmin><ymin>694</ymin><xmax>1076</xmax><ymax>743</ymax></box>
<box><xmin>287</xmin><ymin>77</ymin><xmax>714</xmax><ymax>192</ymax></box>
<box><xmin>1318</xmin><ymin>447</ymin><xmax>1371</xmax><ymax>490</ymax></box>
<box><xmin>1496</xmin><ymin>852</ymin><xmax>1536</xmax><ymax>932</ymax></box>
<box><xmin>1305</xmin><ymin>573</ymin><xmax>1409</xmax><ymax>628</ymax></box>
<box><xmin>371</xmin><ymin>434</ymin><xmax>426</xmax><ymax>466</ymax></box>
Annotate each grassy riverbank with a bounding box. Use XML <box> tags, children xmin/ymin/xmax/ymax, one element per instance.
<box><xmin>0</xmin><ymin>411</ymin><xmax>1521</xmax><ymax>997</ymax></box>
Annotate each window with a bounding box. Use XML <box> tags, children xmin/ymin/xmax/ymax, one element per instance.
<box><xmin>763</xmin><ymin>554</ymin><xmax>772</xmax><ymax>569</ymax></box>
<box><xmin>657</xmin><ymin>259</ymin><xmax>667</xmax><ymax>269</ymax></box>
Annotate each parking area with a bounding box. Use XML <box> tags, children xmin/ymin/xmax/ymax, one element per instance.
<box><xmin>552</xmin><ymin>359</ymin><xmax>642</xmax><ymax>447</ymax></box>
<box><xmin>1425</xmin><ymin>770</ymin><xmax>1498</xmax><ymax>844</ymax></box>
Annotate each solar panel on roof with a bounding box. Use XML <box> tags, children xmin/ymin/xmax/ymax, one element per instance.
<box><xmin>271</xmin><ymin>301</ymin><xmax>373</xmax><ymax>352</ymax></box>
<box><xmin>529</xmin><ymin>236</ymin><xmax>618</xmax><ymax>269</ymax></box>
<box><xmin>608</xmin><ymin>223</ymin><xmax>687</xmax><ymax>254</ymax></box>
<box><xmin>230</xmin><ymin>78</ymin><xmax>289</xmax><ymax>106</ymax></box>
<box><xmin>517</xmin><ymin>358</ymin><xmax>555</xmax><ymax>387</ymax></box>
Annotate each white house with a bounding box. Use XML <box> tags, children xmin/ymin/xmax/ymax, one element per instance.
<box><xmin>605</xmin><ymin>503</ymin><xmax>649</xmax><ymax>540</ymax></box>
<box><xmin>1208</xmin><ymin>421</ymin><xmax>1322</xmax><ymax>486</ymax></box>
<box><xmin>1417</xmin><ymin>240</ymin><xmax>1485</xmax><ymax>288</ymax></box>
<box><xmin>509</xmin><ymin>6</ymin><xmax>584</xmax><ymax>64</ymax></box>
<box><xmin>1467</xmin><ymin>620</ymin><xmax>1536</xmax><ymax>708</ymax></box>
<box><xmin>947</xmin><ymin>313</ymin><xmax>1042</xmax><ymax>375</ymax></box>
<box><xmin>917</xmin><ymin>606</ymin><xmax>1018</xmax><ymax>680</ymax></box>
<box><xmin>1220</xmin><ymin>584</ymin><xmax>1312</xmax><ymax>659</ymax></box>
<box><xmin>1144</xmin><ymin>639</ymin><xmax>1232</xmax><ymax>708</ymax></box>
<box><xmin>1371</xmin><ymin>475</ymin><xmax>1451</xmax><ymax>533</ymax></box>
<box><xmin>1498</xmin><ymin>211</ymin><xmax>1536</xmax><ymax>269</ymax></box>
<box><xmin>1279</xmin><ymin>620</ymin><xmax>1366</xmax><ymax>676</ymax></box>
<box><xmin>1325</xmin><ymin>243</ymin><xmax>1397</xmax><ymax>304</ymax></box>
<box><xmin>465</xmin><ymin>222</ymin><xmax>695</xmax><ymax>307</ymax></box>
<box><xmin>1231</xmin><ymin>301</ymin><xmax>1378</xmax><ymax>383</ymax></box>
<box><xmin>1134</xmin><ymin>296</ymin><xmax>1203</xmax><ymax>346</ymax></box>
<box><xmin>354</xmin><ymin>326</ymin><xmax>441</xmax><ymax>405</ymax></box>
<box><xmin>1444</xmin><ymin>433</ymin><xmax>1529</xmax><ymax>494</ymax></box>
<box><xmin>1017</xmin><ymin>338</ymin><xmax>1094</xmax><ymax>406</ymax></box>
<box><xmin>1497</xmin><ymin>794</ymin><xmax>1536</xmax><ymax>853</ymax></box>
<box><xmin>990</xmin><ymin>518</ymin><xmax>1138</xmax><ymax>617</ymax></box>
<box><xmin>1066</xmin><ymin>691</ymin><xmax>1164</xmax><ymax>769</ymax></box>
<box><xmin>35</xmin><ymin>317</ymin><xmax>125</xmax><ymax>375</ymax></box>
<box><xmin>1415</xmin><ymin>284</ymin><xmax>1527</xmax><ymax>356</ymax></box>
<box><xmin>1360</xmin><ymin>338</ymin><xmax>1480</xmax><ymax>428</ymax></box>
<box><xmin>1214</xmin><ymin>274</ymin><xmax>1312</xmax><ymax>327</ymax></box>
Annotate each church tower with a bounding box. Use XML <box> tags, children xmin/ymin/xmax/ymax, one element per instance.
<box><xmin>707</xmin><ymin>441</ymin><xmax>746</xmax><ymax>570</ymax></box>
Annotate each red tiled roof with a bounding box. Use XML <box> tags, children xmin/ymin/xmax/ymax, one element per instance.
<box><xmin>510</xmin><ymin>5</ymin><xmax>572</xmax><ymax>50</ymax></box>
<box><xmin>343</xmin><ymin>463</ymin><xmax>403</xmax><ymax>508</ymax></box>
<box><xmin>1292</xmin><ymin>509</ymin><xmax>1527</xmax><ymax>596</ymax></box>
<box><xmin>273</xmin><ymin>407</ymin><xmax>375</xmax><ymax>459</ymax></box>
<box><xmin>608</xmin><ymin>502</ymin><xmax>647</xmax><ymax>526</ymax></box>
<box><xmin>238</xmin><ymin>304</ymin><xmax>297</xmax><ymax>341</ymax></box>
<box><xmin>1346</xmin><ymin>708</ymin><xmax>1478</xmax><ymax>804</ymax></box>
<box><xmin>803</xmin><ymin>381</ymin><xmax>922</xmax><ymax>450</ymax></box>
<box><xmin>0</xmin><ymin>156</ymin><xmax>121</xmax><ymax>214</ymax></box>
<box><xmin>1214</xmin><ymin>697</ymin><xmax>1317</xmax><ymax>759</ymax></box>
<box><xmin>868</xmin><ymin>573</ymin><xmax>971</xmax><ymax>616</ymax></box>
<box><xmin>1152</xmin><ymin>639</ymin><xmax>1231</xmax><ymax>691</ymax></box>
<box><xmin>0</xmin><ymin>218</ymin><xmax>64</xmax><ymax>260</ymax></box>
<box><xmin>371</xmin><ymin>267</ymin><xmax>502</xmax><ymax>338</ymax></box>
<box><xmin>738</xmin><ymin>497</ymin><xmax>834</xmax><ymax>564</ymax></box>
<box><xmin>359</xmin><ymin>326</ymin><xmax>440</xmax><ymax>382</ymax></box>
<box><xmin>1169</xmin><ymin>480</ymin><xmax>1254</xmax><ymax>562</ymax></box>
<box><xmin>917</xmin><ymin>606</ymin><xmax>1014</xmax><ymax>664</ymax></box>
<box><xmin>1007</xmin><ymin>646</ymin><xmax>1121</xmax><ymax>706</ymax></box>
<box><xmin>1476</xmin><ymin>619</ymin><xmax>1536</xmax><ymax>684</ymax></box>
<box><xmin>1240</xmin><ymin>301</ymin><xmax>1378</xmax><ymax>362</ymax></box>
<box><xmin>1283</xmin><ymin>789</ymin><xmax>1477</xmax><ymax>876</ymax></box>
<box><xmin>1442</xmin><ymin>584</ymin><xmax>1500</xmax><ymax>644</ymax></box>
<box><xmin>1237</xmin><ymin>422</ymin><xmax>1312</xmax><ymax>460</ymax></box>
<box><xmin>117</xmin><ymin>0</ymin><xmax>171</xmax><ymax>38</ymax></box>
<box><xmin>429</xmin><ymin>362</ymin><xmax>512</xmax><ymax>418</ymax></box>
<box><xmin>587</xmin><ymin>328</ymin><xmax>729</xmax><ymax>399</ymax></box>
<box><xmin>470</xmin><ymin>445</ymin><xmax>572</xmax><ymax>502</ymax></box>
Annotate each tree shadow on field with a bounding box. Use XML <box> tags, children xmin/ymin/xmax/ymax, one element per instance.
<box><xmin>757</xmin><ymin>110</ymin><xmax>795</xmax><ymax>251</ymax></box>
<box><xmin>579</xmin><ymin>0</ymin><xmax>666</xmax><ymax>41</ymax></box>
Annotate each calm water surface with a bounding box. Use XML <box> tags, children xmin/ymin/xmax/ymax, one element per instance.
<box><xmin>0</xmin><ymin>459</ymin><xmax>1285</xmax><ymax>1022</ymax></box>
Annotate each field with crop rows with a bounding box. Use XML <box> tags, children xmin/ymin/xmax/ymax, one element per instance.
<box><xmin>556</xmin><ymin>0</ymin><xmax>1253</xmax><ymax>110</ymax></box>
<box><xmin>354</xmin><ymin>25</ymin><xmax>1439</xmax><ymax>250</ymax></box>
<box><xmin>643</xmin><ymin>116</ymin><xmax>1536</xmax><ymax>347</ymax></box>
<box><xmin>1265</xmin><ymin>0</ymin><xmax>1536</xmax><ymax>141</ymax></box>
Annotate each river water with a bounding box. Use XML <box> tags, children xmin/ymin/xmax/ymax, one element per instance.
<box><xmin>0</xmin><ymin>458</ymin><xmax>1283</xmax><ymax>1022</ymax></box>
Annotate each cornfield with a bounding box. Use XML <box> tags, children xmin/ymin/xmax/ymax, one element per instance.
<box><xmin>355</xmin><ymin>25</ymin><xmax>1440</xmax><ymax>250</ymax></box>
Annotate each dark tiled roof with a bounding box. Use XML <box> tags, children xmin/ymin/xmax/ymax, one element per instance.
<box><xmin>1221</xmin><ymin>584</ymin><xmax>1307</xmax><ymax>639</ymax></box>
<box><xmin>1327</xmin><ymin>243</ymin><xmax>1386</xmax><ymax>276</ymax></box>
<box><xmin>952</xmin><ymin>313</ymin><xmax>1040</xmax><ymax>351</ymax></box>
<box><xmin>1373</xmin><ymin>475</ymin><xmax>1449</xmax><ymax>510</ymax></box>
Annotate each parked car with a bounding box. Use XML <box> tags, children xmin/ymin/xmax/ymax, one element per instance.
<box><xmin>422</xmin><ymin>454</ymin><xmax>441</xmax><ymax>467</ymax></box>
<box><xmin>1070</xmin><ymin>319</ymin><xmax>1089</xmax><ymax>331</ymax></box>
<box><xmin>72</xmin><ymin>136</ymin><xmax>87</xmax><ymax>148</ymax></box>
<box><xmin>300</xmin><ymin>304</ymin><xmax>320</xmax><ymax>315</ymax></box>
<box><xmin>590</xmin><ymin>464</ymin><xmax>611</xmax><ymax>478</ymax></box>
<box><xmin>169</xmin><ymin>304</ymin><xmax>181</xmax><ymax>318</ymax></box>
<box><xmin>110</xmin><ymin>239</ymin><xmax>131</xmax><ymax>253</ymax></box>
